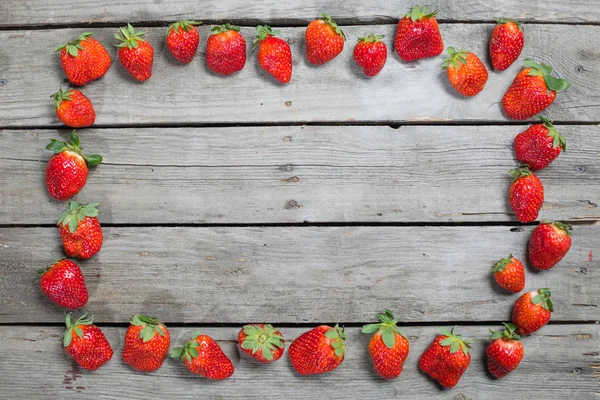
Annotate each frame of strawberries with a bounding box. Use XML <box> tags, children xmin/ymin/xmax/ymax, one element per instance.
<box><xmin>40</xmin><ymin>5</ymin><xmax>573</xmax><ymax>389</ymax></box>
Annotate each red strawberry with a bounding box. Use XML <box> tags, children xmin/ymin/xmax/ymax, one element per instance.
<box><xmin>206</xmin><ymin>24</ymin><xmax>247</xmax><ymax>75</ymax></box>
<box><xmin>491</xmin><ymin>254</ymin><xmax>525</xmax><ymax>293</ymax></box>
<box><xmin>123</xmin><ymin>314</ymin><xmax>170</xmax><ymax>372</ymax></box>
<box><xmin>362</xmin><ymin>310</ymin><xmax>410</xmax><ymax>379</ymax></box>
<box><xmin>38</xmin><ymin>259</ymin><xmax>88</xmax><ymax>309</ymax></box>
<box><xmin>502</xmin><ymin>60</ymin><xmax>570</xmax><ymax>120</ymax></box>
<box><xmin>514</xmin><ymin>116</ymin><xmax>565</xmax><ymax>170</ymax></box>
<box><xmin>353</xmin><ymin>35</ymin><xmax>387</xmax><ymax>77</ymax></box>
<box><xmin>254</xmin><ymin>25</ymin><xmax>292</xmax><ymax>84</ymax></box>
<box><xmin>512</xmin><ymin>288</ymin><xmax>553</xmax><ymax>335</ymax></box>
<box><xmin>289</xmin><ymin>324</ymin><xmax>346</xmax><ymax>375</ymax></box>
<box><xmin>418</xmin><ymin>327</ymin><xmax>472</xmax><ymax>389</ymax></box>
<box><xmin>305</xmin><ymin>14</ymin><xmax>345</xmax><ymax>65</ymax></box>
<box><xmin>489</xmin><ymin>19</ymin><xmax>524</xmax><ymax>71</ymax></box>
<box><xmin>115</xmin><ymin>24</ymin><xmax>154</xmax><ymax>81</ymax></box>
<box><xmin>52</xmin><ymin>88</ymin><xmax>95</xmax><ymax>128</ymax></box>
<box><xmin>166</xmin><ymin>20</ymin><xmax>201</xmax><ymax>64</ymax></box>
<box><xmin>58</xmin><ymin>201</ymin><xmax>103</xmax><ymax>259</ymax></box>
<box><xmin>529</xmin><ymin>220</ymin><xmax>572</xmax><ymax>270</ymax></box>
<box><xmin>45</xmin><ymin>130</ymin><xmax>102</xmax><ymax>201</ymax></box>
<box><xmin>55</xmin><ymin>32</ymin><xmax>112</xmax><ymax>86</ymax></box>
<box><xmin>170</xmin><ymin>331</ymin><xmax>234</xmax><ymax>380</ymax></box>
<box><xmin>442</xmin><ymin>47</ymin><xmax>488</xmax><ymax>96</ymax></box>
<box><xmin>63</xmin><ymin>311</ymin><xmax>113</xmax><ymax>370</ymax></box>
<box><xmin>509</xmin><ymin>164</ymin><xmax>544</xmax><ymax>223</ymax></box>
<box><xmin>394</xmin><ymin>5</ymin><xmax>444</xmax><ymax>62</ymax></box>
<box><xmin>238</xmin><ymin>324</ymin><xmax>285</xmax><ymax>363</ymax></box>
<box><xmin>486</xmin><ymin>323</ymin><xmax>524</xmax><ymax>378</ymax></box>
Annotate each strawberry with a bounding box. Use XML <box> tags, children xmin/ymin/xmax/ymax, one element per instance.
<box><xmin>489</xmin><ymin>19</ymin><xmax>524</xmax><ymax>71</ymax></box>
<box><xmin>418</xmin><ymin>327</ymin><xmax>472</xmax><ymax>389</ymax></box>
<box><xmin>509</xmin><ymin>164</ymin><xmax>544</xmax><ymax>223</ymax></box>
<box><xmin>254</xmin><ymin>25</ymin><xmax>292</xmax><ymax>84</ymax></box>
<box><xmin>514</xmin><ymin>116</ymin><xmax>565</xmax><ymax>170</ymax></box>
<box><xmin>238</xmin><ymin>324</ymin><xmax>285</xmax><ymax>363</ymax></box>
<box><xmin>51</xmin><ymin>88</ymin><xmax>95</xmax><ymax>128</ymax></box>
<box><xmin>491</xmin><ymin>254</ymin><xmax>525</xmax><ymax>293</ymax></box>
<box><xmin>288</xmin><ymin>324</ymin><xmax>346</xmax><ymax>375</ymax></box>
<box><xmin>63</xmin><ymin>311</ymin><xmax>113</xmax><ymax>370</ymax></box>
<box><xmin>115</xmin><ymin>24</ymin><xmax>154</xmax><ymax>82</ymax></box>
<box><xmin>529</xmin><ymin>220</ymin><xmax>572</xmax><ymax>270</ymax></box>
<box><xmin>170</xmin><ymin>331</ymin><xmax>234</xmax><ymax>380</ymax></box>
<box><xmin>442</xmin><ymin>47</ymin><xmax>488</xmax><ymax>96</ymax></box>
<box><xmin>353</xmin><ymin>35</ymin><xmax>387</xmax><ymax>77</ymax></box>
<box><xmin>512</xmin><ymin>288</ymin><xmax>553</xmax><ymax>335</ymax></box>
<box><xmin>394</xmin><ymin>5</ymin><xmax>444</xmax><ymax>62</ymax></box>
<box><xmin>45</xmin><ymin>130</ymin><xmax>102</xmax><ymax>201</ymax></box>
<box><xmin>166</xmin><ymin>20</ymin><xmax>201</xmax><ymax>64</ymax></box>
<box><xmin>55</xmin><ymin>32</ymin><xmax>112</xmax><ymax>86</ymax></box>
<box><xmin>58</xmin><ymin>201</ymin><xmax>103</xmax><ymax>259</ymax></box>
<box><xmin>362</xmin><ymin>310</ymin><xmax>410</xmax><ymax>380</ymax></box>
<box><xmin>502</xmin><ymin>60</ymin><xmax>570</xmax><ymax>120</ymax></box>
<box><xmin>123</xmin><ymin>314</ymin><xmax>170</xmax><ymax>372</ymax></box>
<box><xmin>38</xmin><ymin>259</ymin><xmax>88</xmax><ymax>309</ymax></box>
<box><xmin>305</xmin><ymin>14</ymin><xmax>345</xmax><ymax>65</ymax></box>
<box><xmin>206</xmin><ymin>24</ymin><xmax>247</xmax><ymax>75</ymax></box>
<box><xmin>486</xmin><ymin>323</ymin><xmax>524</xmax><ymax>378</ymax></box>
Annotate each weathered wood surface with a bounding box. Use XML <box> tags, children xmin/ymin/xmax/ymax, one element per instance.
<box><xmin>0</xmin><ymin>325</ymin><xmax>597</xmax><ymax>399</ymax></box>
<box><xmin>1</xmin><ymin>226</ymin><xmax>597</xmax><ymax>323</ymax></box>
<box><xmin>1</xmin><ymin>0</ymin><xmax>600</xmax><ymax>26</ymax></box>
<box><xmin>0</xmin><ymin>24</ymin><xmax>598</xmax><ymax>127</ymax></box>
<box><xmin>1</xmin><ymin>126</ymin><xmax>598</xmax><ymax>224</ymax></box>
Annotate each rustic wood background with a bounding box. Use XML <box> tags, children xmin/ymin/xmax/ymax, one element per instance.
<box><xmin>0</xmin><ymin>1</ymin><xmax>598</xmax><ymax>398</ymax></box>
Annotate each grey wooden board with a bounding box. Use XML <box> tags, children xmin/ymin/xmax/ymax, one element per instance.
<box><xmin>1</xmin><ymin>0</ymin><xmax>600</xmax><ymax>26</ymax></box>
<box><xmin>0</xmin><ymin>225</ymin><xmax>597</xmax><ymax>323</ymax></box>
<box><xmin>0</xmin><ymin>325</ymin><xmax>597</xmax><ymax>399</ymax></box>
<box><xmin>0</xmin><ymin>24</ymin><xmax>598</xmax><ymax>127</ymax></box>
<box><xmin>1</xmin><ymin>126</ymin><xmax>599</xmax><ymax>225</ymax></box>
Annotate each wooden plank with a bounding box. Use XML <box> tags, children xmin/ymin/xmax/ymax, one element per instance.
<box><xmin>0</xmin><ymin>225</ymin><xmax>597</xmax><ymax>323</ymax></box>
<box><xmin>0</xmin><ymin>325</ymin><xmax>597</xmax><ymax>399</ymax></box>
<box><xmin>1</xmin><ymin>126</ymin><xmax>598</xmax><ymax>225</ymax></box>
<box><xmin>0</xmin><ymin>24</ymin><xmax>597</xmax><ymax>127</ymax></box>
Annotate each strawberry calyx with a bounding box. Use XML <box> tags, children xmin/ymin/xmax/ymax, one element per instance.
<box><xmin>523</xmin><ymin>59</ymin><xmax>571</xmax><ymax>92</ymax></box>
<box><xmin>240</xmin><ymin>324</ymin><xmax>284</xmax><ymax>361</ymax></box>
<box><xmin>115</xmin><ymin>24</ymin><xmax>147</xmax><ymax>49</ymax></box>
<box><xmin>491</xmin><ymin>254</ymin><xmax>514</xmax><ymax>273</ymax></box>
<box><xmin>405</xmin><ymin>5</ymin><xmax>438</xmax><ymax>21</ymax></box>
<box><xmin>36</xmin><ymin>258</ymin><xmax>67</xmax><ymax>276</ymax></box>
<box><xmin>63</xmin><ymin>311</ymin><xmax>93</xmax><ymax>347</ymax></box>
<box><xmin>54</xmin><ymin>32</ymin><xmax>94</xmax><ymax>56</ymax></box>
<box><xmin>489</xmin><ymin>322</ymin><xmax>521</xmax><ymax>341</ymax></box>
<box><xmin>361</xmin><ymin>309</ymin><xmax>404</xmax><ymax>349</ymax></box>
<box><xmin>539</xmin><ymin>116</ymin><xmax>566</xmax><ymax>151</ymax></box>
<box><xmin>212</xmin><ymin>23</ymin><xmax>241</xmax><ymax>34</ymax></box>
<box><xmin>441</xmin><ymin>46</ymin><xmax>469</xmax><ymax>70</ymax></box>
<box><xmin>58</xmin><ymin>201</ymin><xmax>101</xmax><ymax>233</ymax></box>
<box><xmin>321</xmin><ymin>14</ymin><xmax>346</xmax><ymax>40</ymax></box>
<box><xmin>166</xmin><ymin>20</ymin><xmax>202</xmax><ymax>37</ymax></box>
<box><xmin>170</xmin><ymin>330</ymin><xmax>204</xmax><ymax>362</ymax></box>
<box><xmin>439</xmin><ymin>326</ymin><xmax>472</xmax><ymax>355</ymax></box>
<box><xmin>51</xmin><ymin>87</ymin><xmax>75</xmax><ymax>110</ymax></box>
<box><xmin>540</xmin><ymin>219</ymin><xmax>573</xmax><ymax>236</ymax></box>
<box><xmin>253</xmin><ymin>25</ymin><xmax>280</xmax><ymax>48</ymax></box>
<box><xmin>130</xmin><ymin>314</ymin><xmax>167</xmax><ymax>342</ymax></box>
<box><xmin>509</xmin><ymin>163</ymin><xmax>533</xmax><ymax>182</ymax></box>
<box><xmin>324</xmin><ymin>324</ymin><xmax>347</xmax><ymax>358</ymax></box>
<box><xmin>357</xmin><ymin>35</ymin><xmax>384</xmax><ymax>43</ymax></box>
<box><xmin>496</xmin><ymin>17</ymin><xmax>523</xmax><ymax>29</ymax></box>
<box><xmin>531</xmin><ymin>288</ymin><xmax>554</xmax><ymax>312</ymax></box>
<box><xmin>46</xmin><ymin>130</ymin><xmax>102</xmax><ymax>166</ymax></box>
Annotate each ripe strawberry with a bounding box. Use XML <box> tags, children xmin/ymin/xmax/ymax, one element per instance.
<box><xmin>362</xmin><ymin>310</ymin><xmax>410</xmax><ymax>379</ymax></box>
<box><xmin>491</xmin><ymin>254</ymin><xmax>525</xmax><ymax>293</ymax></box>
<box><xmin>512</xmin><ymin>288</ymin><xmax>553</xmax><ymax>335</ymax></box>
<box><xmin>254</xmin><ymin>25</ymin><xmax>292</xmax><ymax>84</ymax></box>
<box><xmin>206</xmin><ymin>24</ymin><xmax>247</xmax><ymax>75</ymax></box>
<box><xmin>418</xmin><ymin>327</ymin><xmax>472</xmax><ymax>389</ymax></box>
<box><xmin>55</xmin><ymin>32</ymin><xmax>111</xmax><ymax>86</ymax></box>
<box><xmin>289</xmin><ymin>324</ymin><xmax>346</xmax><ymax>375</ymax></box>
<box><xmin>502</xmin><ymin>60</ymin><xmax>570</xmax><ymax>120</ymax></box>
<box><xmin>115</xmin><ymin>24</ymin><xmax>154</xmax><ymax>81</ymax></box>
<box><xmin>529</xmin><ymin>220</ymin><xmax>572</xmax><ymax>270</ymax></box>
<box><xmin>305</xmin><ymin>14</ymin><xmax>345</xmax><ymax>65</ymax></box>
<box><xmin>509</xmin><ymin>164</ymin><xmax>544</xmax><ymax>223</ymax></box>
<box><xmin>442</xmin><ymin>47</ymin><xmax>488</xmax><ymax>96</ymax></box>
<box><xmin>238</xmin><ymin>324</ymin><xmax>285</xmax><ymax>363</ymax></box>
<box><xmin>51</xmin><ymin>88</ymin><xmax>95</xmax><ymax>128</ymax></box>
<box><xmin>63</xmin><ymin>311</ymin><xmax>113</xmax><ymax>370</ymax></box>
<box><xmin>123</xmin><ymin>314</ymin><xmax>170</xmax><ymax>372</ymax></box>
<box><xmin>514</xmin><ymin>116</ymin><xmax>565</xmax><ymax>170</ymax></box>
<box><xmin>38</xmin><ymin>259</ymin><xmax>88</xmax><ymax>309</ymax></box>
<box><xmin>45</xmin><ymin>130</ymin><xmax>102</xmax><ymax>201</ymax></box>
<box><xmin>486</xmin><ymin>323</ymin><xmax>524</xmax><ymax>378</ymax></box>
<box><xmin>353</xmin><ymin>35</ymin><xmax>387</xmax><ymax>77</ymax></box>
<box><xmin>170</xmin><ymin>331</ymin><xmax>234</xmax><ymax>380</ymax></box>
<box><xmin>166</xmin><ymin>20</ymin><xmax>201</xmax><ymax>64</ymax></box>
<box><xmin>394</xmin><ymin>5</ymin><xmax>444</xmax><ymax>62</ymax></box>
<box><xmin>58</xmin><ymin>201</ymin><xmax>103</xmax><ymax>259</ymax></box>
<box><xmin>489</xmin><ymin>19</ymin><xmax>524</xmax><ymax>71</ymax></box>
